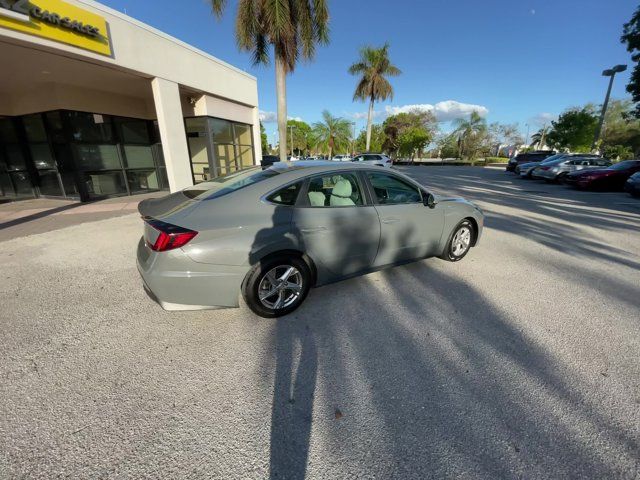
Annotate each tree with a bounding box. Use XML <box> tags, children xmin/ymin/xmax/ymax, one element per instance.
<box><xmin>603</xmin><ymin>144</ymin><xmax>634</xmax><ymax>161</ymax></box>
<box><xmin>621</xmin><ymin>6</ymin><xmax>640</xmax><ymax>118</ymax></box>
<box><xmin>286</xmin><ymin>119</ymin><xmax>312</xmax><ymax>155</ymax></box>
<box><xmin>354</xmin><ymin>124</ymin><xmax>385</xmax><ymax>152</ymax></box>
<box><xmin>259</xmin><ymin>122</ymin><xmax>269</xmax><ymax>154</ymax></box>
<box><xmin>453</xmin><ymin>111</ymin><xmax>488</xmax><ymax>162</ymax></box>
<box><xmin>348</xmin><ymin>43</ymin><xmax>401</xmax><ymax>151</ymax></box>
<box><xmin>382</xmin><ymin>109</ymin><xmax>436</xmax><ymax>158</ymax></box>
<box><xmin>210</xmin><ymin>0</ymin><xmax>329</xmax><ymax>162</ymax></box>
<box><xmin>398</xmin><ymin>127</ymin><xmax>431</xmax><ymax>159</ymax></box>
<box><xmin>545</xmin><ymin>107</ymin><xmax>598</xmax><ymax>152</ymax></box>
<box><xmin>601</xmin><ymin>99</ymin><xmax>640</xmax><ymax>155</ymax></box>
<box><xmin>435</xmin><ymin>133</ymin><xmax>460</xmax><ymax>158</ymax></box>
<box><xmin>312</xmin><ymin>110</ymin><xmax>352</xmax><ymax>158</ymax></box>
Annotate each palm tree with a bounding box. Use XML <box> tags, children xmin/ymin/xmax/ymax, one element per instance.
<box><xmin>312</xmin><ymin>110</ymin><xmax>352</xmax><ymax>159</ymax></box>
<box><xmin>210</xmin><ymin>0</ymin><xmax>329</xmax><ymax>162</ymax></box>
<box><xmin>348</xmin><ymin>43</ymin><xmax>401</xmax><ymax>152</ymax></box>
<box><xmin>453</xmin><ymin>111</ymin><xmax>488</xmax><ymax>161</ymax></box>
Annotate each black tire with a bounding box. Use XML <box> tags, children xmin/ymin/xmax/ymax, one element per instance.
<box><xmin>242</xmin><ymin>254</ymin><xmax>311</xmax><ymax>318</ymax></box>
<box><xmin>440</xmin><ymin>219</ymin><xmax>475</xmax><ymax>262</ymax></box>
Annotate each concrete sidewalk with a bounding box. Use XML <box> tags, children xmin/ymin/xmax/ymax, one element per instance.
<box><xmin>0</xmin><ymin>192</ymin><xmax>165</xmax><ymax>242</ymax></box>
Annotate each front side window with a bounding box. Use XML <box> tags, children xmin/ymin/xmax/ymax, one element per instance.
<box><xmin>267</xmin><ymin>182</ymin><xmax>302</xmax><ymax>205</ymax></box>
<box><xmin>306</xmin><ymin>173</ymin><xmax>363</xmax><ymax>207</ymax></box>
<box><xmin>367</xmin><ymin>172</ymin><xmax>422</xmax><ymax>205</ymax></box>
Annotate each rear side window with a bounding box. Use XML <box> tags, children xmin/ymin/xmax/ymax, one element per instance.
<box><xmin>267</xmin><ymin>182</ymin><xmax>302</xmax><ymax>206</ymax></box>
<box><xmin>306</xmin><ymin>173</ymin><xmax>363</xmax><ymax>207</ymax></box>
<box><xmin>183</xmin><ymin>168</ymin><xmax>279</xmax><ymax>200</ymax></box>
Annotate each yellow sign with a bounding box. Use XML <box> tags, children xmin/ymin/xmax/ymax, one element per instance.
<box><xmin>0</xmin><ymin>0</ymin><xmax>112</xmax><ymax>56</ymax></box>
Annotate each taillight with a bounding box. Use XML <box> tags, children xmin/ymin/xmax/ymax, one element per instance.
<box><xmin>146</xmin><ymin>219</ymin><xmax>198</xmax><ymax>252</ymax></box>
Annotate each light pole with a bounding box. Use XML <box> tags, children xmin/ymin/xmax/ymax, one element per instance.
<box><xmin>592</xmin><ymin>64</ymin><xmax>627</xmax><ymax>151</ymax></box>
<box><xmin>524</xmin><ymin>123</ymin><xmax>530</xmax><ymax>148</ymax></box>
<box><xmin>351</xmin><ymin>122</ymin><xmax>356</xmax><ymax>156</ymax></box>
<box><xmin>289</xmin><ymin>124</ymin><xmax>295</xmax><ymax>157</ymax></box>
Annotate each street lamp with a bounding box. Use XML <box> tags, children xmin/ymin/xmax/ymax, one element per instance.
<box><xmin>351</xmin><ymin>122</ymin><xmax>356</xmax><ymax>156</ymax></box>
<box><xmin>592</xmin><ymin>64</ymin><xmax>627</xmax><ymax>151</ymax></box>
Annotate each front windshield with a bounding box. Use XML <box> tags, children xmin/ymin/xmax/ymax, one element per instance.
<box><xmin>182</xmin><ymin>167</ymin><xmax>280</xmax><ymax>200</ymax></box>
<box><xmin>608</xmin><ymin>160</ymin><xmax>638</xmax><ymax>171</ymax></box>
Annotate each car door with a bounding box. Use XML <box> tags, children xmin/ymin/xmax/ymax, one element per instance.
<box><xmin>364</xmin><ymin>170</ymin><xmax>444</xmax><ymax>266</ymax></box>
<box><xmin>292</xmin><ymin>171</ymin><xmax>380</xmax><ymax>278</ymax></box>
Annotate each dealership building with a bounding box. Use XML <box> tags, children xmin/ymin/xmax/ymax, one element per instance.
<box><xmin>0</xmin><ymin>0</ymin><xmax>261</xmax><ymax>202</ymax></box>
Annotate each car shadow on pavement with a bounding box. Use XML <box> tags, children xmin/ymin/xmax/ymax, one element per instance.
<box><xmin>289</xmin><ymin>261</ymin><xmax>639</xmax><ymax>478</ymax></box>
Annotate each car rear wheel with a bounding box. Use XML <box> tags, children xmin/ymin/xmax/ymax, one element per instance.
<box><xmin>242</xmin><ymin>255</ymin><xmax>311</xmax><ymax>318</ymax></box>
<box><xmin>441</xmin><ymin>220</ymin><xmax>475</xmax><ymax>262</ymax></box>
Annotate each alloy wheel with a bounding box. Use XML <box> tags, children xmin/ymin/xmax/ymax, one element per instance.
<box><xmin>452</xmin><ymin>226</ymin><xmax>472</xmax><ymax>257</ymax></box>
<box><xmin>258</xmin><ymin>265</ymin><xmax>303</xmax><ymax>310</ymax></box>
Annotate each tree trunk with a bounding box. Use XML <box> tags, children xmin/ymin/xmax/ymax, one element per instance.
<box><xmin>329</xmin><ymin>136</ymin><xmax>334</xmax><ymax>159</ymax></box>
<box><xmin>366</xmin><ymin>97</ymin><xmax>374</xmax><ymax>152</ymax></box>
<box><xmin>275</xmin><ymin>55</ymin><xmax>288</xmax><ymax>162</ymax></box>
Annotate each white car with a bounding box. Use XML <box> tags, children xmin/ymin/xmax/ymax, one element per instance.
<box><xmin>332</xmin><ymin>154</ymin><xmax>352</xmax><ymax>162</ymax></box>
<box><xmin>352</xmin><ymin>153</ymin><xmax>393</xmax><ymax>168</ymax></box>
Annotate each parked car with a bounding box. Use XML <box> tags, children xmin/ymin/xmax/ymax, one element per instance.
<box><xmin>137</xmin><ymin>161</ymin><xmax>484</xmax><ymax>318</ymax></box>
<box><xmin>624</xmin><ymin>171</ymin><xmax>640</xmax><ymax>197</ymax></box>
<box><xmin>352</xmin><ymin>153</ymin><xmax>393</xmax><ymax>168</ymax></box>
<box><xmin>532</xmin><ymin>155</ymin><xmax>611</xmax><ymax>182</ymax></box>
<box><xmin>261</xmin><ymin>155</ymin><xmax>280</xmax><ymax>169</ymax></box>
<box><xmin>332</xmin><ymin>154</ymin><xmax>352</xmax><ymax>162</ymax></box>
<box><xmin>516</xmin><ymin>154</ymin><xmax>568</xmax><ymax>178</ymax></box>
<box><xmin>564</xmin><ymin>160</ymin><xmax>640</xmax><ymax>190</ymax></box>
<box><xmin>506</xmin><ymin>151</ymin><xmax>556</xmax><ymax>172</ymax></box>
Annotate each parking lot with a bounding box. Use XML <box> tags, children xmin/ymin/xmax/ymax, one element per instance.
<box><xmin>1</xmin><ymin>166</ymin><xmax>639</xmax><ymax>479</ymax></box>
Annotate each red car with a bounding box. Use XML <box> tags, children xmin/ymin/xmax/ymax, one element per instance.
<box><xmin>564</xmin><ymin>160</ymin><xmax>640</xmax><ymax>190</ymax></box>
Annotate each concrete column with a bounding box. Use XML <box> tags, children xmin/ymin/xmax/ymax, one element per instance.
<box><xmin>151</xmin><ymin>77</ymin><xmax>193</xmax><ymax>192</ymax></box>
<box><xmin>252</xmin><ymin>106</ymin><xmax>262</xmax><ymax>163</ymax></box>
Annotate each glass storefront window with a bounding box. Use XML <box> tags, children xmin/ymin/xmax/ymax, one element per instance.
<box><xmin>83</xmin><ymin>171</ymin><xmax>127</xmax><ymax>198</ymax></box>
<box><xmin>127</xmin><ymin>169</ymin><xmax>159</xmax><ymax>192</ymax></box>
<box><xmin>210</xmin><ymin>118</ymin><xmax>234</xmax><ymax>143</ymax></box>
<box><xmin>237</xmin><ymin>144</ymin><xmax>255</xmax><ymax>168</ymax></box>
<box><xmin>234</xmin><ymin>123</ymin><xmax>252</xmax><ymax>145</ymax></box>
<box><xmin>123</xmin><ymin>145</ymin><xmax>155</xmax><ymax>168</ymax></box>
<box><xmin>38</xmin><ymin>170</ymin><xmax>63</xmax><ymax>196</ymax></box>
<box><xmin>45</xmin><ymin>112</ymin><xmax>66</xmax><ymax>143</ymax></box>
<box><xmin>68</xmin><ymin>112</ymin><xmax>114</xmax><ymax>143</ymax></box>
<box><xmin>29</xmin><ymin>144</ymin><xmax>56</xmax><ymax>169</ymax></box>
<box><xmin>74</xmin><ymin>144</ymin><xmax>121</xmax><ymax>170</ymax></box>
<box><xmin>23</xmin><ymin>114</ymin><xmax>48</xmax><ymax>142</ymax></box>
<box><xmin>5</xmin><ymin>144</ymin><xmax>27</xmax><ymax>170</ymax></box>
<box><xmin>117</xmin><ymin>118</ymin><xmax>151</xmax><ymax>144</ymax></box>
<box><xmin>0</xmin><ymin>118</ymin><xmax>18</xmax><ymax>142</ymax></box>
<box><xmin>9</xmin><ymin>171</ymin><xmax>34</xmax><ymax>197</ymax></box>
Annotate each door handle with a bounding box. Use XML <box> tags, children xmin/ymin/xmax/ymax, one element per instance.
<box><xmin>300</xmin><ymin>226</ymin><xmax>327</xmax><ymax>233</ymax></box>
<box><xmin>382</xmin><ymin>217</ymin><xmax>399</xmax><ymax>224</ymax></box>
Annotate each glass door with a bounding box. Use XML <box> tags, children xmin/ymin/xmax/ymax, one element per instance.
<box><xmin>22</xmin><ymin>114</ymin><xmax>66</xmax><ymax>198</ymax></box>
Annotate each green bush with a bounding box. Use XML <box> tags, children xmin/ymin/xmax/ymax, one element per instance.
<box><xmin>484</xmin><ymin>157</ymin><xmax>509</xmax><ymax>163</ymax></box>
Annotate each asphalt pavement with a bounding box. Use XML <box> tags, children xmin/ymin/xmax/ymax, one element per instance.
<box><xmin>1</xmin><ymin>166</ymin><xmax>639</xmax><ymax>479</ymax></box>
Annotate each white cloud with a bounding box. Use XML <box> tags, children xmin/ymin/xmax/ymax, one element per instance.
<box><xmin>349</xmin><ymin>111</ymin><xmax>383</xmax><ymax>120</ymax></box>
<box><xmin>529</xmin><ymin>112</ymin><xmax>556</xmax><ymax>126</ymax></box>
<box><xmin>259</xmin><ymin>110</ymin><xmax>277</xmax><ymax>123</ymax></box>
<box><xmin>259</xmin><ymin>110</ymin><xmax>303</xmax><ymax>123</ymax></box>
<box><xmin>384</xmin><ymin>100</ymin><xmax>489</xmax><ymax>122</ymax></box>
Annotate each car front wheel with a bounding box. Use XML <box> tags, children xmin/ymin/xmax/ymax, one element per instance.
<box><xmin>242</xmin><ymin>255</ymin><xmax>311</xmax><ymax>318</ymax></box>
<box><xmin>441</xmin><ymin>220</ymin><xmax>475</xmax><ymax>262</ymax></box>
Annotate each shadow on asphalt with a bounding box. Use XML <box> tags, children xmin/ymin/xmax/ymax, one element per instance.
<box><xmin>0</xmin><ymin>202</ymin><xmax>83</xmax><ymax>231</ymax></box>
<box><xmin>410</xmin><ymin>168</ymin><xmax>640</xmax><ymax>271</ymax></box>
<box><xmin>258</xmin><ymin>168</ymin><xmax>639</xmax><ymax>478</ymax></box>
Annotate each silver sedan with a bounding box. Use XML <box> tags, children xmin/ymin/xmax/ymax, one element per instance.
<box><xmin>137</xmin><ymin>161</ymin><xmax>484</xmax><ymax>317</ymax></box>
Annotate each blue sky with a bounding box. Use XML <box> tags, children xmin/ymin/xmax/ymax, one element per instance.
<box><xmin>102</xmin><ymin>0</ymin><xmax>637</xmax><ymax>142</ymax></box>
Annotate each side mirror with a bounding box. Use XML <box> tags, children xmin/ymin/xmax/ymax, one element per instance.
<box><xmin>423</xmin><ymin>193</ymin><xmax>437</xmax><ymax>209</ymax></box>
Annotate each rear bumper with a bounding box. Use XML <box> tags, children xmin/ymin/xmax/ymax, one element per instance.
<box><xmin>506</xmin><ymin>164</ymin><xmax>516</xmax><ymax>172</ymax></box>
<box><xmin>136</xmin><ymin>237</ymin><xmax>249</xmax><ymax>310</ymax></box>
<box><xmin>532</xmin><ymin>170</ymin><xmax>554</xmax><ymax>180</ymax></box>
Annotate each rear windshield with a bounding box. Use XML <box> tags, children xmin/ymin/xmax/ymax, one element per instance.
<box><xmin>182</xmin><ymin>168</ymin><xmax>280</xmax><ymax>200</ymax></box>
